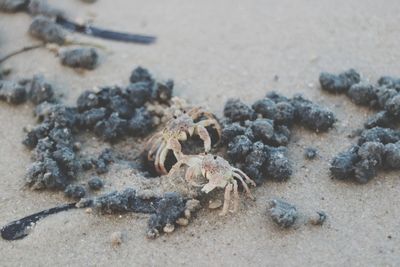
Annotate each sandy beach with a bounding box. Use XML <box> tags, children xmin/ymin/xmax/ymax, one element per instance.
<box><xmin>1</xmin><ymin>0</ymin><xmax>399</xmax><ymax>266</ymax></box>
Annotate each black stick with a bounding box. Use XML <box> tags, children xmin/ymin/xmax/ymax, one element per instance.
<box><xmin>1</xmin><ymin>190</ymin><xmax>166</xmax><ymax>241</ymax></box>
<box><xmin>0</xmin><ymin>44</ymin><xmax>44</xmax><ymax>64</ymax></box>
<box><xmin>1</xmin><ymin>203</ymin><xmax>77</xmax><ymax>241</ymax></box>
<box><xmin>55</xmin><ymin>16</ymin><xmax>156</xmax><ymax>44</ymax></box>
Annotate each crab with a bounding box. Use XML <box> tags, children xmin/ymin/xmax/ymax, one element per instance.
<box><xmin>146</xmin><ymin>107</ymin><xmax>221</xmax><ymax>175</ymax></box>
<box><xmin>169</xmin><ymin>153</ymin><xmax>256</xmax><ymax>215</ymax></box>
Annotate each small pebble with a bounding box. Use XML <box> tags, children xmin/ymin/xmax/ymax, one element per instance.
<box><xmin>304</xmin><ymin>147</ymin><xmax>318</xmax><ymax>160</ymax></box>
<box><xmin>64</xmin><ymin>184</ymin><xmax>86</xmax><ymax>199</ymax></box>
<box><xmin>72</xmin><ymin>142</ymin><xmax>81</xmax><ymax>151</ymax></box>
<box><xmin>110</xmin><ymin>231</ymin><xmax>124</xmax><ymax>247</ymax></box>
<box><xmin>176</xmin><ymin>218</ymin><xmax>189</xmax><ymax>226</ymax></box>
<box><xmin>208</xmin><ymin>199</ymin><xmax>222</xmax><ymax>209</ymax></box>
<box><xmin>309</xmin><ymin>211</ymin><xmax>327</xmax><ymax>225</ymax></box>
<box><xmin>88</xmin><ymin>176</ymin><xmax>104</xmax><ymax>190</ymax></box>
<box><xmin>184</xmin><ymin>209</ymin><xmax>191</xmax><ymax>219</ymax></box>
<box><xmin>163</xmin><ymin>223</ymin><xmax>175</xmax><ymax>233</ymax></box>
<box><xmin>147</xmin><ymin>229</ymin><xmax>159</xmax><ymax>239</ymax></box>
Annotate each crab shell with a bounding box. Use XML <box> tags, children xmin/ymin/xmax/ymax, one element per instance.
<box><xmin>146</xmin><ymin>108</ymin><xmax>221</xmax><ymax>175</ymax></box>
<box><xmin>169</xmin><ymin>154</ymin><xmax>256</xmax><ymax>215</ymax></box>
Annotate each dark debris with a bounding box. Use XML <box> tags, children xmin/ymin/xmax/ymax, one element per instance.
<box><xmin>268</xmin><ymin>199</ymin><xmax>297</xmax><ymax>228</ymax></box>
<box><xmin>59</xmin><ymin>47</ymin><xmax>99</xmax><ymax>70</ymax></box>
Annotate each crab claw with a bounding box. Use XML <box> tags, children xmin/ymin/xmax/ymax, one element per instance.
<box><xmin>188</xmin><ymin>126</ymin><xmax>195</xmax><ymax>137</ymax></box>
<box><xmin>201</xmin><ymin>168</ymin><xmax>206</xmax><ymax>178</ymax></box>
<box><xmin>201</xmin><ymin>182</ymin><xmax>216</xmax><ymax>194</ymax></box>
<box><xmin>178</xmin><ymin>131</ymin><xmax>187</xmax><ymax>140</ymax></box>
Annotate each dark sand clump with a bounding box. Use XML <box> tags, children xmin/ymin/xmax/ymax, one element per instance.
<box><xmin>64</xmin><ymin>184</ymin><xmax>86</xmax><ymax>199</ymax></box>
<box><xmin>87</xmin><ymin>176</ymin><xmax>104</xmax><ymax>190</ymax></box>
<box><xmin>77</xmin><ymin>188</ymin><xmax>199</xmax><ymax>238</ymax></box>
<box><xmin>0</xmin><ymin>0</ymin><xmax>28</xmax><ymax>12</ymax></box>
<box><xmin>222</xmin><ymin>91</ymin><xmax>336</xmax><ymax>184</ymax></box>
<box><xmin>319</xmin><ymin>69</ymin><xmax>400</xmax><ymax>129</ymax></box>
<box><xmin>21</xmin><ymin>67</ymin><xmax>173</xmax><ymax>190</ymax></box>
<box><xmin>304</xmin><ymin>147</ymin><xmax>318</xmax><ymax>160</ymax></box>
<box><xmin>321</xmin><ymin>70</ymin><xmax>400</xmax><ymax>183</ymax></box>
<box><xmin>28</xmin><ymin>15</ymin><xmax>67</xmax><ymax>45</ymax></box>
<box><xmin>330</xmin><ymin>127</ymin><xmax>400</xmax><ymax>183</ymax></box>
<box><xmin>319</xmin><ymin>69</ymin><xmax>361</xmax><ymax>94</ymax></box>
<box><xmin>59</xmin><ymin>47</ymin><xmax>99</xmax><ymax>70</ymax></box>
<box><xmin>268</xmin><ymin>199</ymin><xmax>298</xmax><ymax>228</ymax></box>
<box><xmin>0</xmin><ymin>80</ymin><xmax>27</xmax><ymax>104</ymax></box>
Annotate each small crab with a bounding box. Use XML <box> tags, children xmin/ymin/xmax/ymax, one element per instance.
<box><xmin>169</xmin><ymin>154</ymin><xmax>256</xmax><ymax>215</ymax></box>
<box><xmin>146</xmin><ymin>107</ymin><xmax>221</xmax><ymax>175</ymax></box>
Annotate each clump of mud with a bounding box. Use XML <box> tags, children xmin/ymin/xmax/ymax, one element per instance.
<box><xmin>0</xmin><ymin>80</ymin><xmax>27</xmax><ymax>104</ymax></box>
<box><xmin>0</xmin><ymin>0</ymin><xmax>29</xmax><ymax>12</ymax></box>
<box><xmin>268</xmin><ymin>199</ymin><xmax>327</xmax><ymax>228</ymax></box>
<box><xmin>320</xmin><ymin>69</ymin><xmax>400</xmax><ymax>129</ymax></box>
<box><xmin>320</xmin><ymin>69</ymin><xmax>400</xmax><ymax>183</ymax></box>
<box><xmin>1</xmin><ymin>0</ymin><xmax>62</xmax><ymax>16</ymax></box>
<box><xmin>20</xmin><ymin>67</ymin><xmax>174</xmax><ymax>190</ymax></box>
<box><xmin>221</xmin><ymin>91</ymin><xmax>336</xmax><ymax>184</ymax></box>
<box><xmin>59</xmin><ymin>47</ymin><xmax>99</xmax><ymax>70</ymax></box>
<box><xmin>330</xmin><ymin>127</ymin><xmax>400</xmax><ymax>183</ymax></box>
<box><xmin>77</xmin><ymin>188</ymin><xmax>200</xmax><ymax>238</ymax></box>
<box><xmin>0</xmin><ymin>74</ymin><xmax>55</xmax><ymax>106</ymax></box>
<box><xmin>268</xmin><ymin>199</ymin><xmax>298</xmax><ymax>228</ymax></box>
<box><xmin>28</xmin><ymin>15</ymin><xmax>67</xmax><ymax>45</ymax></box>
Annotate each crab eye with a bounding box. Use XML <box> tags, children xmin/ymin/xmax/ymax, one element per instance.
<box><xmin>213</xmin><ymin>156</ymin><xmax>217</xmax><ymax>160</ymax></box>
<box><xmin>183</xmin><ymin>110</ymin><xmax>187</xmax><ymax>114</ymax></box>
<box><xmin>173</xmin><ymin>115</ymin><xmax>177</xmax><ymax>119</ymax></box>
<box><xmin>205</xmin><ymin>152</ymin><xmax>208</xmax><ymax>155</ymax></box>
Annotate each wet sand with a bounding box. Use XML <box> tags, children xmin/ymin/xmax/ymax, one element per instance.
<box><xmin>1</xmin><ymin>0</ymin><xmax>399</xmax><ymax>266</ymax></box>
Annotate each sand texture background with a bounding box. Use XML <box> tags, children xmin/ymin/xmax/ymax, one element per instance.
<box><xmin>1</xmin><ymin>0</ymin><xmax>399</xmax><ymax>266</ymax></box>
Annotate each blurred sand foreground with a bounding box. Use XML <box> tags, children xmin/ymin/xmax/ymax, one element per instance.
<box><xmin>0</xmin><ymin>0</ymin><xmax>399</xmax><ymax>266</ymax></box>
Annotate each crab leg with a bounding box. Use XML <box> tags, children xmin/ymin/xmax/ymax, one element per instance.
<box><xmin>232</xmin><ymin>180</ymin><xmax>240</xmax><ymax>213</ymax></box>
<box><xmin>220</xmin><ymin>183</ymin><xmax>233</xmax><ymax>216</ymax></box>
<box><xmin>168</xmin><ymin>138</ymin><xmax>183</xmax><ymax>161</ymax></box>
<box><xmin>169</xmin><ymin>154</ymin><xmax>194</xmax><ymax>175</ymax></box>
<box><xmin>158</xmin><ymin>145</ymin><xmax>169</xmax><ymax>175</ymax></box>
<box><xmin>168</xmin><ymin>160</ymin><xmax>185</xmax><ymax>177</ymax></box>
<box><xmin>147</xmin><ymin>138</ymin><xmax>163</xmax><ymax>161</ymax></box>
<box><xmin>185</xmin><ymin>165</ymin><xmax>203</xmax><ymax>187</ymax></box>
<box><xmin>188</xmin><ymin>108</ymin><xmax>216</xmax><ymax>121</ymax></box>
<box><xmin>195</xmin><ymin>125</ymin><xmax>212</xmax><ymax>152</ymax></box>
<box><xmin>143</xmin><ymin>132</ymin><xmax>162</xmax><ymax>158</ymax></box>
<box><xmin>197</xmin><ymin>119</ymin><xmax>222</xmax><ymax>139</ymax></box>
<box><xmin>233</xmin><ymin>168</ymin><xmax>257</xmax><ymax>186</ymax></box>
<box><xmin>145</xmin><ymin>132</ymin><xmax>162</xmax><ymax>150</ymax></box>
<box><xmin>154</xmin><ymin>142</ymin><xmax>166</xmax><ymax>174</ymax></box>
<box><xmin>232</xmin><ymin>173</ymin><xmax>255</xmax><ymax>200</ymax></box>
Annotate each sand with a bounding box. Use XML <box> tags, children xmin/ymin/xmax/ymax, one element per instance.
<box><xmin>1</xmin><ymin>0</ymin><xmax>399</xmax><ymax>266</ymax></box>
